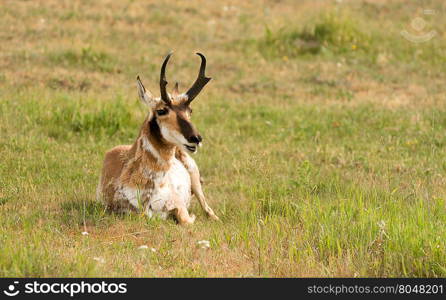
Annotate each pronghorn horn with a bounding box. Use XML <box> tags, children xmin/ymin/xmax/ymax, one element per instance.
<box><xmin>185</xmin><ymin>53</ymin><xmax>211</xmax><ymax>104</ymax></box>
<box><xmin>173</xmin><ymin>82</ymin><xmax>179</xmax><ymax>95</ymax></box>
<box><xmin>160</xmin><ymin>52</ymin><xmax>173</xmax><ymax>105</ymax></box>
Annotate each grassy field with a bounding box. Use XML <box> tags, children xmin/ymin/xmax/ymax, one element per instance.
<box><xmin>1</xmin><ymin>0</ymin><xmax>445</xmax><ymax>277</ymax></box>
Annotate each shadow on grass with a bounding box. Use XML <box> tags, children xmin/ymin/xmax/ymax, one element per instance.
<box><xmin>58</xmin><ymin>198</ymin><xmax>170</xmax><ymax>229</ymax></box>
<box><xmin>59</xmin><ymin>199</ymin><xmax>110</xmax><ymax>228</ymax></box>
<box><xmin>0</xmin><ymin>196</ymin><xmax>10</xmax><ymax>206</ymax></box>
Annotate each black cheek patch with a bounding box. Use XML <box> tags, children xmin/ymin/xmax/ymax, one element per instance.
<box><xmin>148</xmin><ymin>117</ymin><xmax>163</xmax><ymax>140</ymax></box>
<box><xmin>177</xmin><ymin>115</ymin><xmax>195</xmax><ymax>140</ymax></box>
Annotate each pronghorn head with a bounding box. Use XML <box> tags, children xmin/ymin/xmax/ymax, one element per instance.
<box><xmin>136</xmin><ymin>53</ymin><xmax>211</xmax><ymax>154</ymax></box>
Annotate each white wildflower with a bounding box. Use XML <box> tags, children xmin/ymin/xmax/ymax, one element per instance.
<box><xmin>197</xmin><ymin>240</ymin><xmax>210</xmax><ymax>249</ymax></box>
<box><xmin>93</xmin><ymin>257</ymin><xmax>105</xmax><ymax>264</ymax></box>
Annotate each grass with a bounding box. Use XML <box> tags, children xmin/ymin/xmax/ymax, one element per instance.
<box><xmin>0</xmin><ymin>0</ymin><xmax>445</xmax><ymax>277</ymax></box>
<box><xmin>258</xmin><ymin>11</ymin><xmax>373</xmax><ymax>57</ymax></box>
<box><xmin>48</xmin><ymin>47</ymin><xmax>117</xmax><ymax>73</ymax></box>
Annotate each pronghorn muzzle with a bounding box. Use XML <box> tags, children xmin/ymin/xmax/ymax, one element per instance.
<box><xmin>177</xmin><ymin>114</ymin><xmax>202</xmax><ymax>152</ymax></box>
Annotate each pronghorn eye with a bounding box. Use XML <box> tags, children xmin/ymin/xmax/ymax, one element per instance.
<box><xmin>156</xmin><ymin>108</ymin><xmax>168</xmax><ymax>116</ymax></box>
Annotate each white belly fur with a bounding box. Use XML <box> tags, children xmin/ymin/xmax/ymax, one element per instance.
<box><xmin>116</xmin><ymin>158</ymin><xmax>192</xmax><ymax>219</ymax></box>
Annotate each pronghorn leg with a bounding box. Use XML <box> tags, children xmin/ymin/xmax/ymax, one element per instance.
<box><xmin>176</xmin><ymin>149</ymin><xmax>219</xmax><ymax>220</ymax></box>
<box><xmin>190</xmin><ymin>172</ymin><xmax>219</xmax><ymax>220</ymax></box>
<box><xmin>173</xmin><ymin>205</ymin><xmax>196</xmax><ymax>225</ymax></box>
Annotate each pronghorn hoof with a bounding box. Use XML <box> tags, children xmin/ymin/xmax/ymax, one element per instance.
<box><xmin>186</xmin><ymin>214</ymin><xmax>196</xmax><ymax>225</ymax></box>
<box><xmin>209</xmin><ymin>214</ymin><xmax>220</xmax><ymax>221</ymax></box>
<box><xmin>179</xmin><ymin>214</ymin><xmax>196</xmax><ymax>226</ymax></box>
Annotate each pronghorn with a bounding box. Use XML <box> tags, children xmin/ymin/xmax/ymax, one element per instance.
<box><xmin>97</xmin><ymin>53</ymin><xmax>219</xmax><ymax>225</ymax></box>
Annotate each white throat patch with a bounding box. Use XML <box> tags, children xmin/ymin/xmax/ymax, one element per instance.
<box><xmin>141</xmin><ymin>136</ymin><xmax>164</xmax><ymax>164</ymax></box>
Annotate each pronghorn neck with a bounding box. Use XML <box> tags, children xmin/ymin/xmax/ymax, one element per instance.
<box><xmin>134</xmin><ymin>116</ymin><xmax>175</xmax><ymax>170</ymax></box>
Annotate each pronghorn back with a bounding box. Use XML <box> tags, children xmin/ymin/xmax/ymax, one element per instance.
<box><xmin>97</xmin><ymin>145</ymin><xmax>132</xmax><ymax>212</ymax></box>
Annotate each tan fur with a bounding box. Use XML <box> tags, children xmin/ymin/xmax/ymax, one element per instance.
<box><xmin>98</xmin><ymin>120</ymin><xmax>172</xmax><ymax>209</ymax></box>
<box><xmin>99</xmin><ymin>145</ymin><xmax>136</xmax><ymax>212</ymax></box>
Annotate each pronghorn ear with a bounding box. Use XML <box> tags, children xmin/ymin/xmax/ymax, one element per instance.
<box><xmin>136</xmin><ymin>76</ymin><xmax>156</xmax><ymax>108</ymax></box>
<box><xmin>172</xmin><ymin>82</ymin><xmax>179</xmax><ymax>97</ymax></box>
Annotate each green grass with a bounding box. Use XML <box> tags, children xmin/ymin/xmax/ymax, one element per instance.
<box><xmin>0</xmin><ymin>0</ymin><xmax>445</xmax><ymax>277</ymax></box>
<box><xmin>48</xmin><ymin>47</ymin><xmax>117</xmax><ymax>73</ymax></box>
<box><xmin>258</xmin><ymin>12</ymin><xmax>373</xmax><ymax>57</ymax></box>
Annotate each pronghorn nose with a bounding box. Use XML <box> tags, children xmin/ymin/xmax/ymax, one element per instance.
<box><xmin>188</xmin><ymin>135</ymin><xmax>202</xmax><ymax>144</ymax></box>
